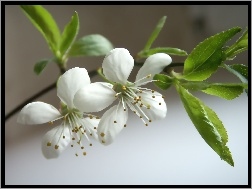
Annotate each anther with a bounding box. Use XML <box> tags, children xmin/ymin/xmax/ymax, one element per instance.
<box><xmin>71</xmin><ymin>145</ymin><xmax>74</xmax><ymax>147</ymax></box>
<box><xmin>77</xmin><ymin>141</ymin><xmax>80</xmax><ymax>145</ymax></box>
<box><xmin>90</xmin><ymin>133</ymin><xmax>93</xmax><ymax>136</ymax></box>
<box><xmin>49</xmin><ymin>121</ymin><xmax>53</xmax><ymax>125</ymax></box>
<box><xmin>72</xmin><ymin>137</ymin><xmax>75</xmax><ymax>140</ymax></box>
<box><xmin>102</xmin><ymin>140</ymin><xmax>106</xmax><ymax>143</ymax></box>
<box><xmin>152</xmin><ymin>96</ymin><xmax>155</xmax><ymax>98</ymax></box>
<box><xmin>55</xmin><ymin>145</ymin><xmax>59</xmax><ymax>149</ymax></box>
<box><xmin>81</xmin><ymin>146</ymin><xmax>84</xmax><ymax>149</ymax></box>
<box><xmin>151</xmin><ymin>90</ymin><xmax>155</xmax><ymax>93</ymax></box>
<box><xmin>159</xmin><ymin>103</ymin><xmax>161</xmax><ymax>105</ymax></box>
<box><xmin>124</xmin><ymin>124</ymin><xmax>127</xmax><ymax>127</ymax></box>
<box><xmin>147</xmin><ymin>74</ymin><xmax>151</xmax><ymax>78</ymax></box>
<box><xmin>63</xmin><ymin>136</ymin><xmax>65</xmax><ymax>139</ymax></box>
<box><xmin>147</xmin><ymin>105</ymin><xmax>151</xmax><ymax>109</ymax></box>
<box><xmin>47</xmin><ymin>142</ymin><xmax>51</xmax><ymax>146</ymax></box>
<box><xmin>149</xmin><ymin>120</ymin><xmax>152</xmax><ymax>122</ymax></box>
<box><xmin>94</xmin><ymin>127</ymin><xmax>97</xmax><ymax>129</ymax></box>
<box><xmin>145</xmin><ymin>123</ymin><xmax>148</xmax><ymax>126</ymax></box>
<box><xmin>140</xmin><ymin>116</ymin><xmax>143</xmax><ymax>118</ymax></box>
<box><xmin>124</xmin><ymin>108</ymin><xmax>126</xmax><ymax>111</ymax></box>
<box><xmin>96</xmin><ymin>116</ymin><xmax>100</xmax><ymax>119</ymax></box>
<box><xmin>83</xmin><ymin>152</ymin><xmax>87</xmax><ymax>156</ymax></box>
<box><xmin>100</xmin><ymin>133</ymin><xmax>105</xmax><ymax>137</ymax></box>
<box><xmin>162</xmin><ymin>96</ymin><xmax>165</xmax><ymax>98</ymax></box>
<box><xmin>114</xmin><ymin>120</ymin><xmax>117</xmax><ymax>123</ymax></box>
<box><xmin>89</xmin><ymin>143</ymin><xmax>92</xmax><ymax>146</ymax></box>
<box><xmin>75</xmin><ymin>153</ymin><xmax>78</xmax><ymax>157</ymax></box>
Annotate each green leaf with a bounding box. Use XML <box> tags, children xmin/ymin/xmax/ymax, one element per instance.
<box><xmin>225</xmin><ymin>28</ymin><xmax>248</xmax><ymax>59</ymax></box>
<box><xmin>202</xmin><ymin>83</ymin><xmax>246</xmax><ymax>100</ymax></box>
<box><xmin>20</xmin><ymin>5</ymin><xmax>61</xmax><ymax>55</ymax></box>
<box><xmin>223</xmin><ymin>64</ymin><xmax>248</xmax><ymax>95</ymax></box>
<box><xmin>138</xmin><ymin>47</ymin><xmax>187</xmax><ymax>58</ymax></box>
<box><xmin>183</xmin><ymin>27</ymin><xmax>241</xmax><ymax>81</ymax></box>
<box><xmin>59</xmin><ymin>11</ymin><xmax>79</xmax><ymax>60</ymax></box>
<box><xmin>34</xmin><ymin>59</ymin><xmax>51</xmax><ymax>75</ymax></box>
<box><xmin>143</xmin><ymin>16</ymin><xmax>167</xmax><ymax>51</ymax></box>
<box><xmin>229</xmin><ymin>64</ymin><xmax>248</xmax><ymax>81</ymax></box>
<box><xmin>68</xmin><ymin>34</ymin><xmax>114</xmax><ymax>57</ymax></box>
<box><xmin>153</xmin><ymin>74</ymin><xmax>173</xmax><ymax>90</ymax></box>
<box><xmin>180</xmin><ymin>80</ymin><xmax>210</xmax><ymax>91</ymax></box>
<box><xmin>223</xmin><ymin>64</ymin><xmax>248</xmax><ymax>84</ymax></box>
<box><xmin>175</xmin><ymin>84</ymin><xmax>234</xmax><ymax>166</ymax></box>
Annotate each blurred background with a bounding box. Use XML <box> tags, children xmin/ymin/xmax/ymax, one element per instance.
<box><xmin>5</xmin><ymin>5</ymin><xmax>248</xmax><ymax>185</ymax></box>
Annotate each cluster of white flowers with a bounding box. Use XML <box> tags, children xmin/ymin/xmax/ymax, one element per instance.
<box><xmin>17</xmin><ymin>48</ymin><xmax>172</xmax><ymax>159</ymax></box>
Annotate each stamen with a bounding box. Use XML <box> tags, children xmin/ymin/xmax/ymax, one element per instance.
<box><xmin>100</xmin><ymin>133</ymin><xmax>105</xmax><ymax>137</ymax></box>
<box><xmin>47</xmin><ymin>142</ymin><xmax>51</xmax><ymax>146</ymax></box>
<box><xmin>134</xmin><ymin>74</ymin><xmax>151</xmax><ymax>84</ymax></box>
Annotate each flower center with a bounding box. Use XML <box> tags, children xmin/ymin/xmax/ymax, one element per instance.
<box><xmin>112</xmin><ymin>75</ymin><xmax>164</xmax><ymax>127</ymax></box>
<box><xmin>46</xmin><ymin>104</ymin><xmax>99</xmax><ymax>157</ymax></box>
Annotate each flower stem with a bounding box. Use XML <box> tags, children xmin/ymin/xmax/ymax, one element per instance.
<box><xmin>5</xmin><ymin>69</ymin><xmax>98</xmax><ymax>122</ymax></box>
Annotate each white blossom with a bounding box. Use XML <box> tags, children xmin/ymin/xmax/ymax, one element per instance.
<box><xmin>17</xmin><ymin>67</ymin><xmax>99</xmax><ymax>158</ymax></box>
<box><xmin>74</xmin><ymin>48</ymin><xmax>172</xmax><ymax>145</ymax></box>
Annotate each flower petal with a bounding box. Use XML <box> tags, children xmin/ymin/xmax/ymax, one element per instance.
<box><xmin>17</xmin><ymin>102</ymin><xmax>61</xmax><ymax>125</ymax></box>
<box><xmin>81</xmin><ymin>117</ymin><xmax>100</xmax><ymax>141</ymax></box>
<box><xmin>138</xmin><ymin>91</ymin><xmax>167</xmax><ymax>121</ymax></box>
<box><xmin>102</xmin><ymin>48</ymin><xmax>134</xmax><ymax>84</ymax></box>
<box><xmin>135</xmin><ymin>53</ymin><xmax>172</xmax><ymax>86</ymax></box>
<box><xmin>57</xmin><ymin>67</ymin><xmax>90</xmax><ymax>108</ymax></box>
<box><xmin>97</xmin><ymin>103</ymin><xmax>128</xmax><ymax>145</ymax></box>
<box><xmin>74</xmin><ymin>82</ymin><xmax>116</xmax><ymax>112</ymax></box>
<box><xmin>41</xmin><ymin>124</ymin><xmax>71</xmax><ymax>159</ymax></box>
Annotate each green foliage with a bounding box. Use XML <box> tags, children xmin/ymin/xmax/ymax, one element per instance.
<box><xmin>225</xmin><ymin>28</ymin><xmax>248</xmax><ymax>60</ymax></box>
<box><xmin>153</xmin><ymin>74</ymin><xmax>173</xmax><ymax>90</ymax></box>
<box><xmin>138</xmin><ymin>47</ymin><xmax>187</xmax><ymax>58</ymax></box>
<box><xmin>59</xmin><ymin>11</ymin><xmax>79</xmax><ymax>61</ymax></box>
<box><xmin>223</xmin><ymin>64</ymin><xmax>248</xmax><ymax>94</ymax></box>
<box><xmin>20</xmin><ymin>5</ymin><xmax>61</xmax><ymax>55</ymax></box>
<box><xmin>183</xmin><ymin>27</ymin><xmax>241</xmax><ymax>81</ymax></box>
<box><xmin>180</xmin><ymin>80</ymin><xmax>246</xmax><ymax>100</ymax></box>
<box><xmin>143</xmin><ymin>16</ymin><xmax>167</xmax><ymax>51</ymax></box>
<box><xmin>68</xmin><ymin>34</ymin><xmax>114</xmax><ymax>57</ymax></box>
<box><xmin>201</xmin><ymin>83</ymin><xmax>246</xmax><ymax>100</ymax></box>
<box><xmin>176</xmin><ymin>84</ymin><xmax>234</xmax><ymax>166</ymax></box>
<box><xmin>34</xmin><ymin>59</ymin><xmax>51</xmax><ymax>75</ymax></box>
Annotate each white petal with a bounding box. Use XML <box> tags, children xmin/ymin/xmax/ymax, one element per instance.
<box><xmin>17</xmin><ymin>102</ymin><xmax>61</xmax><ymax>125</ymax></box>
<box><xmin>81</xmin><ymin>117</ymin><xmax>100</xmax><ymax>140</ymax></box>
<box><xmin>57</xmin><ymin>67</ymin><xmax>90</xmax><ymax>108</ymax></box>
<box><xmin>135</xmin><ymin>53</ymin><xmax>172</xmax><ymax>86</ymax></box>
<box><xmin>139</xmin><ymin>91</ymin><xmax>167</xmax><ymax>121</ymax></box>
<box><xmin>97</xmin><ymin>104</ymin><xmax>128</xmax><ymax>145</ymax></box>
<box><xmin>74</xmin><ymin>82</ymin><xmax>116</xmax><ymax>112</ymax></box>
<box><xmin>102</xmin><ymin>48</ymin><xmax>134</xmax><ymax>84</ymax></box>
<box><xmin>41</xmin><ymin>124</ymin><xmax>71</xmax><ymax>159</ymax></box>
